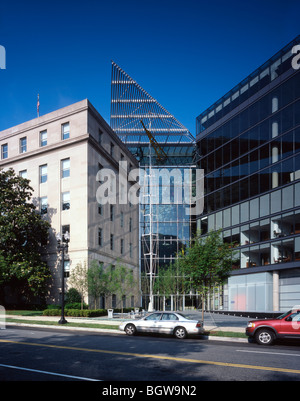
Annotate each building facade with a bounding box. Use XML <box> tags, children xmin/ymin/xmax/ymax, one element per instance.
<box><xmin>196</xmin><ymin>36</ymin><xmax>300</xmax><ymax>312</ymax></box>
<box><xmin>110</xmin><ymin>62</ymin><xmax>197</xmax><ymax>310</ymax></box>
<box><xmin>0</xmin><ymin>99</ymin><xmax>139</xmax><ymax>308</ymax></box>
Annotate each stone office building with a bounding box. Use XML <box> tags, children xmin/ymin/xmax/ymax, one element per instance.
<box><xmin>0</xmin><ymin>99</ymin><xmax>139</xmax><ymax>307</ymax></box>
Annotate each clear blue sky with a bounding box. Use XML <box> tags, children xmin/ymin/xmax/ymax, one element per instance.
<box><xmin>0</xmin><ymin>0</ymin><xmax>299</xmax><ymax>136</ymax></box>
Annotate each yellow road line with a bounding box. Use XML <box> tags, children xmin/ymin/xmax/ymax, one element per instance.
<box><xmin>1</xmin><ymin>339</ymin><xmax>300</xmax><ymax>375</ymax></box>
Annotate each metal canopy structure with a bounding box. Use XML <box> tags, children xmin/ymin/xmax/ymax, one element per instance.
<box><xmin>109</xmin><ymin>61</ymin><xmax>196</xmax><ymax>311</ymax></box>
<box><xmin>110</xmin><ymin>61</ymin><xmax>195</xmax><ymax>146</ymax></box>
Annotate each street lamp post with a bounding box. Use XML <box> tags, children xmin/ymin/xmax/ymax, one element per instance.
<box><xmin>56</xmin><ymin>231</ymin><xmax>70</xmax><ymax>324</ymax></box>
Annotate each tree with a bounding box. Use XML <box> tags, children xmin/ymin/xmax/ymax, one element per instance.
<box><xmin>68</xmin><ymin>261</ymin><xmax>88</xmax><ymax>309</ymax></box>
<box><xmin>178</xmin><ymin>230</ymin><xmax>236</xmax><ymax>321</ymax></box>
<box><xmin>87</xmin><ymin>260</ymin><xmax>108</xmax><ymax>309</ymax></box>
<box><xmin>153</xmin><ymin>262</ymin><xmax>186</xmax><ymax>310</ymax></box>
<box><xmin>0</xmin><ymin>168</ymin><xmax>51</xmax><ymax>303</ymax></box>
<box><xmin>108</xmin><ymin>262</ymin><xmax>137</xmax><ymax>314</ymax></box>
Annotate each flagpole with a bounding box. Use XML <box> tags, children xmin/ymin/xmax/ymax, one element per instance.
<box><xmin>37</xmin><ymin>94</ymin><xmax>40</xmax><ymax>117</ymax></box>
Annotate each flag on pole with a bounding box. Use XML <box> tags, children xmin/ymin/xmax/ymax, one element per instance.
<box><xmin>37</xmin><ymin>94</ymin><xmax>40</xmax><ymax>117</ymax></box>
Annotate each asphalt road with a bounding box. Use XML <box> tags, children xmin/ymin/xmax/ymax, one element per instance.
<box><xmin>1</xmin><ymin>325</ymin><xmax>300</xmax><ymax>384</ymax></box>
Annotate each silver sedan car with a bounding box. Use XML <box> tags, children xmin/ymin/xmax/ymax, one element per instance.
<box><xmin>119</xmin><ymin>311</ymin><xmax>204</xmax><ymax>339</ymax></box>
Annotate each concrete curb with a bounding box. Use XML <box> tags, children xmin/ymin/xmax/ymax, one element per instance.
<box><xmin>4</xmin><ymin>321</ymin><xmax>248</xmax><ymax>343</ymax></box>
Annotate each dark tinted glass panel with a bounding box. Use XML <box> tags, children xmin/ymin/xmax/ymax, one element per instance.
<box><xmin>249</xmin><ymin>149</ymin><xmax>259</xmax><ymax>174</ymax></box>
<box><xmin>282</xmin><ymin>131</ymin><xmax>294</xmax><ymax>159</ymax></box>
<box><xmin>282</xmin><ymin>104</ymin><xmax>294</xmax><ymax>133</ymax></box>
<box><xmin>295</xmin><ymin>99</ymin><xmax>300</xmax><ymax>126</ymax></box>
<box><xmin>248</xmin><ymin>126</ymin><xmax>260</xmax><ymax>150</ymax></box>
<box><xmin>281</xmin><ymin>157</ymin><xmax>294</xmax><ymax>185</ymax></box>
<box><xmin>239</xmin><ymin>132</ymin><xmax>249</xmax><ymax>155</ymax></box>
<box><xmin>295</xmin><ymin>127</ymin><xmax>300</xmax><ymax>153</ymax></box>
<box><xmin>240</xmin><ymin>155</ymin><xmax>249</xmax><ymax>177</ymax></box>
<box><xmin>250</xmin><ymin>174</ymin><xmax>259</xmax><ymax>197</ymax></box>
<box><xmin>260</xmin><ymin>144</ymin><xmax>270</xmax><ymax>168</ymax></box>
<box><xmin>259</xmin><ymin>167</ymin><xmax>271</xmax><ymax>193</ymax></box>
<box><xmin>259</xmin><ymin>120</ymin><xmax>270</xmax><ymax>143</ymax></box>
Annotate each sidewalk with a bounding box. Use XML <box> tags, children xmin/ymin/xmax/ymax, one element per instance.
<box><xmin>3</xmin><ymin>312</ymin><xmax>249</xmax><ymax>343</ymax></box>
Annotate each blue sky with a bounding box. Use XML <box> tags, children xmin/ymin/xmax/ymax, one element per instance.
<box><xmin>0</xmin><ymin>0</ymin><xmax>299</xmax><ymax>136</ymax></box>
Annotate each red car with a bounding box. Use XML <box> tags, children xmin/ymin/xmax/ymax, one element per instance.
<box><xmin>246</xmin><ymin>309</ymin><xmax>300</xmax><ymax>345</ymax></box>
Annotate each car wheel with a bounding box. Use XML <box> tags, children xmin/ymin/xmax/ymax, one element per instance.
<box><xmin>174</xmin><ymin>326</ymin><xmax>187</xmax><ymax>339</ymax></box>
<box><xmin>255</xmin><ymin>328</ymin><xmax>275</xmax><ymax>345</ymax></box>
<box><xmin>125</xmin><ymin>324</ymin><xmax>136</xmax><ymax>336</ymax></box>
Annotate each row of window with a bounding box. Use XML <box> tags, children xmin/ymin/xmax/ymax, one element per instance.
<box><xmin>200</xmin><ymin>182</ymin><xmax>300</xmax><ymax>233</ymax></box>
<box><xmin>58</xmin><ymin>224</ymin><xmax>134</xmax><ymax>260</ymax></box>
<box><xmin>40</xmin><ymin>192</ymin><xmax>70</xmax><ymax>214</ymax></box>
<box><xmin>1</xmin><ymin>122</ymin><xmax>70</xmax><ymax>160</ymax></box>
<box><xmin>105</xmin><ymin>204</ymin><xmax>133</xmax><ymax>230</ymax></box>
<box><xmin>19</xmin><ymin>159</ymin><xmax>70</xmax><ymax>182</ymax></box>
<box><xmin>98</xmin><ymin>228</ymin><xmax>133</xmax><ymax>257</ymax></box>
<box><xmin>197</xmin><ymin>45</ymin><xmax>299</xmax><ymax>133</ymax></box>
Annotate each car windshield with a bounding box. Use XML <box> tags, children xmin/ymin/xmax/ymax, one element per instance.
<box><xmin>276</xmin><ymin>311</ymin><xmax>292</xmax><ymax>319</ymax></box>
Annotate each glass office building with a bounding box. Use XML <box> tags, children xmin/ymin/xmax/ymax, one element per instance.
<box><xmin>196</xmin><ymin>36</ymin><xmax>300</xmax><ymax>312</ymax></box>
<box><xmin>110</xmin><ymin>62</ymin><xmax>196</xmax><ymax>309</ymax></box>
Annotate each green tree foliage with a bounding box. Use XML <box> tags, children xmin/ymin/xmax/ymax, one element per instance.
<box><xmin>0</xmin><ymin>168</ymin><xmax>51</xmax><ymax>302</ymax></box>
<box><xmin>107</xmin><ymin>262</ymin><xmax>137</xmax><ymax>313</ymax></box>
<box><xmin>178</xmin><ymin>230</ymin><xmax>236</xmax><ymax>318</ymax></box>
<box><xmin>87</xmin><ymin>260</ymin><xmax>108</xmax><ymax>309</ymax></box>
<box><xmin>68</xmin><ymin>261</ymin><xmax>88</xmax><ymax>309</ymax></box>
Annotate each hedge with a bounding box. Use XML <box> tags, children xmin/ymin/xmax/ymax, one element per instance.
<box><xmin>43</xmin><ymin>307</ymin><xmax>141</xmax><ymax>318</ymax></box>
<box><xmin>43</xmin><ymin>309</ymin><xmax>107</xmax><ymax>317</ymax></box>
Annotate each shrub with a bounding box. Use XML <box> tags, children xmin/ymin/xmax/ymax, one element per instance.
<box><xmin>65</xmin><ymin>302</ymin><xmax>88</xmax><ymax>310</ymax></box>
<box><xmin>43</xmin><ymin>308</ymin><xmax>107</xmax><ymax>317</ymax></box>
<box><xmin>65</xmin><ymin>288</ymin><xmax>81</xmax><ymax>304</ymax></box>
<box><xmin>43</xmin><ymin>309</ymin><xmax>61</xmax><ymax>316</ymax></box>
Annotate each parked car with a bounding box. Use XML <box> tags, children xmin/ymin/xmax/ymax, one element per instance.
<box><xmin>246</xmin><ymin>309</ymin><xmax>300</xmax><ymax>345</ymax></box>
<box><xmin>119</xmin><ymin>311</ymin><xmax>204</xmax><ymax>339</ymax></box>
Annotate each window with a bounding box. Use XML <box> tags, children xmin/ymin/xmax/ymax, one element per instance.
<box><xmin>97</xmin><ymin>162</ymin><xmax>104</xmax><ymax>183</ymax></box>
<box><xmin>62</xmin><ymin>192</ymin><xmax>70</xmax><ymax>210</ymax></box>
<box><xmin>40</xmin><ymin>130</ymin><xmax>47</xmax><ymax>147</ymax></box>
<box><xmin>110</xmin><ymin>205</ymin><xmax>114</xmax><ymax>221</ymax></box>
<box><xmin>120</xmin><ymin>239</ymin><xmax>124</xmax><ymax>254</ymax></box>
<box><xmin>98</xmin><ymin>203</ymin><xmax>103</xmax><ymax>215</ymax></box>
<box><xmin>61</xmin><ymin>158</ymin><xmax>70</xmax><ymax>178</ymax></box>
<box><xmin>40</xmin><ymin>196</ymin><xmax>48</xmax><ymax>215</ymax></box>
<box><xmin>129</xmin><ymin>217</ymin><xmax>132</xmax><ymax>232</ymax></box>
<box><xmin>98</xmin><ymin>129</ymin><xmax>103</xmax><ymax>145</ymax></box>
<box><xmin>110</xmin><ymin>234</ymin><xmax>114</xmax><ymax>250</ymax></box>
<box><xmin>129</xmin><ymin>243</ymin><xmax>132</xmax><ymax>258</ymax></box>
<box><xmin>1</xmin><ymin>143</ymin><xmax>8</xmax><ymax>159</ymax></box>
<box><xmin>40</xmin><ymin>164</ymin><xmax>47</xmax><ymax>183</ymax></box>
<box><xmin>120</xmin><ymin>211</ymin><xmax>124</xmax><ymax>227</ymax></box>
<box><xmin>19</xmin><ymin>170</ymin><xmax>27</xmax><ymax>179</ymax></box>
<box><xmin>20</xmin><ymin>137</ymin><xmax>27</xmax><ymax>153</ymax></box>
<box><xmin>110</xmin><ymin>142</ymin><xmax>114</xmax><ymax>157</ymax></box>
<box><xmin>98</xmin><ymin>228</ymin><xmax>102</xmax><ymax>246</ymax></box>
<box><xmin>112</xmin><ymin>294</ymin><xmax>116</xmax><ymax>308</ymax></box>
<box><xmin>62</xmin><ymin>122</ymin><xmax>70</xmax><ymax>140</ymax></box>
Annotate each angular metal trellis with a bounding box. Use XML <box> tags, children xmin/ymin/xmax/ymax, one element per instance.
<box><xmin>110</xmin><ymin>61</ymin><xmax>194</xmax><ymax>145</ymax></box>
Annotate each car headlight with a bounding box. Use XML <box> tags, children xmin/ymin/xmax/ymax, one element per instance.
<box><xmin>247</xmin><ymin>322</ymin><xmax>255</xmax><ymax>328</ymax></box>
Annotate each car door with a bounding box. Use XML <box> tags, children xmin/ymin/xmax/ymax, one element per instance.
<box><xmin>156</xmin><ymin>313</ymin><xmax>179</xmax><ymax>334</ymax></box>
<box><xmin>138</xmin><ymin>313</ymin><xmax>162</xmax><ymax>333</ymax></box>
<box><xmin>280</xmin><ymin>311</ymin><xmax>300</xmax><ymax>337</ymax></box>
